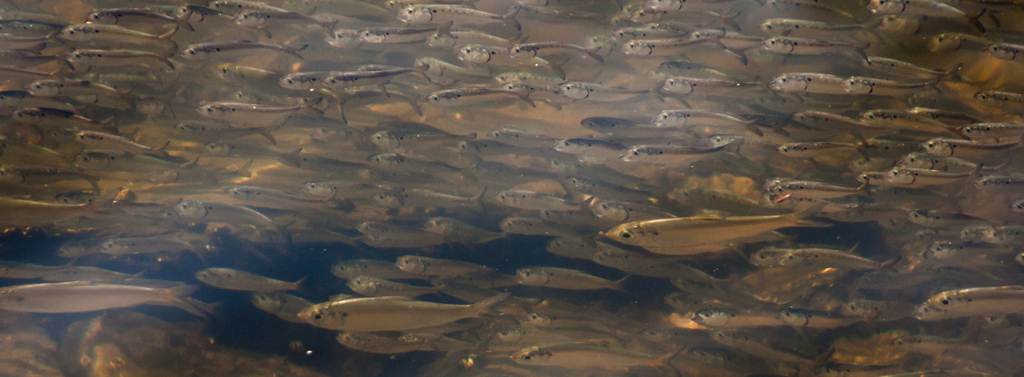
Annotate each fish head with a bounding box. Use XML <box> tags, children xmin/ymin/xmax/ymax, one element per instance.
<box><xmin>523</xmin><ymin>312</ymin><xmax>552</xmax><ymax>326</ymax></box>
<box><xmin>0</xmin><ymin>167</ymin><xmax>24</xmax><ymax>184</ymax></box>
<box><xmin>279</xmin><ymin>73</ymin><xmax>322</xmax><ymax>90</ymax></box>
<box><xmin>302</xmin><ymin>181</ymin><xmax>338</xmax><ymax>198</ymax></box>
<box><xmin>867</xmin><ymin>0</ymin><xmax>904</xmax><ymax>14</ymax></box>
<box><xmin>225</xmin><ymin>186</ymin><xmax>258</xmax><ymax>200</ymax></box>
<box><xmin>606</xmin><ymin>224</ymin><xmax>644</xmax><ymax>246</ymax></box>
<box><xmin>591</xmin><ymin>200</ymin><xmax>628</xmax><ymax>221</ymax></box>
<box><xmin>395</xmin><ymin>255</ymin><xmax>427</xmax><ymax>274</ymax></box>
<box><xmin>975</xmin><ymin>91</ymin><xmax>1010</xmax><ymax>108</ymax></box>
<box><xmin>59</xmin><ymin>24</ymin><xmax>97</xmax><ymax>41</ymax></box>
<box><xmin>251</xmin><ymin>292</ymin><xmax>285</xmax><ymax>312</ymax></box>
<box><xmin>987</xmin><ymin>44</ymin><xmax>1017</xmax><ymax>61</ymax></box>
<box><xmin>898</xmin><ymin>153</ymin><xmax>933</xmax><ymax>169</ymax></box>
<box><xmin>762</xmin><ymin>37</ymin><xmax>794</xmax><ymax>53</ymax></box>
<box><xmin>768</xmin><ymin>74</ymin><xmax>806</xmax><ymax>92</ymax></box>
<box><xmin>920</xmin><ymin>139</ymin><xmax>952</xmax><ymax>156</ymax></box>
<box><xmin>877</xmin><ymin>15</ymin><xmax>919</xmax><ymax>36</ymax></box>
<box><xmin>515</xmin><ymin>267</ymin><xmax>550</xmax><ymax>286</ymax></box>
<box><xmin>98</xmin><ymin>239</ymin><xmax>131</xmax><ymax>254</ymax></box>
<box><xmin>629</xmin><ymin>8</ymin><xmax>662</xmax><ymax>23</ymax></box>
<box><xmin>842</xmin><ymin>77</ymin><xmax>873</xmax><ymax>95</ymax></box>
<box><xmin>85</xmin><ymin>10</ymin><xmax>117</xmax><ymax>24</ymax></box>
<box><xmin>620</xmin><ymin>40</ymin><xmax>652</xmax><ymax>56</ymax></box>
<box><xmin>422</xmin><ymin>217</ymin><xmax>452</xmax><ymax>234</ymax></box>
<box><xmin>928</xmin><ymin>33</ymin><xmax>962</xmax><ymax>53</ymax></box>
<box><xmin>912</xmin><ymin>303</ymin><xmax>946</xmax><ymax>321</ymax></box>
<box><xmin>1012</xmin><ymin>201</ymin><xmax>1024</xmax><ymax>213</ymax></box>
<box><xmin>335</xmin><ymin>332</ymin><xmax>368</xmax><ymax>348</ymax></box>
<box><xmin>371</xmin><ymin>190</ymin><xmax>402</xmax><ymax>207</ymax></box>
<box><xmin>693</xmin><ymin>309</ymin><xmax>732</xmax><ymax>327</ymax></box>
<box><xmin>359</xmin><ymin>29</ymin><xmax>388</xmax><ymax>44</ymax></box>
<box><xmin>507</xmin><ymin>45</ymin><xmax>538</xmax><ymax>60</ymax></box>
<box><xmin>426</xmin><ymin>32</ymin><xmax>456</xmax><ymax>48</ymax></box>
<box><xmin>174</xmin><ymin>199</ymin><xmax>209</xmax><ymax>219</ymax></box>
<box><xmin>883</xmin><ymin>168</ymin><xmax>915</xmax><ymax>185</ymax></box>
<box><xmin>331</xmin><ymin>262</ymin><xmax>364</xmax><ymax>279</ymax></box>
<box><xmin>645</xmin><ymin>0</ymin><xmax>680</xmax><ymax>11</ymax></box>
<box><xmin>620</xmin><ymin>146</ymin><xmax>660</xmax><ymax>163</ymax></box>
<box><xmin>661</xmin><ymin>77</ymin><xmax>694</xmax><ymax>95</ymax></box>
<box><xmin>925</xmin><ymin>241</ymin><xmax>956</xmax><ymax>259</ymax></box>
<box><xmin>27</xmin><ymin>80</ymin><xmax>61</xmax><ymax>97</ymax></box>
<box><xmin>233</xmin><ymin>11</ymin><xmax>268</xmax><ymax>27</ymax></box>
<box><xmin>511</xmin><ymin>346</ymin><xmax>552</xmax><ymax>365</ymax></box>
<box><xmin>494</xmin><ymin>190</ymin><xmax>524</xmax><ymax>207</ymax></box>
<box><xmin>455</xmin><ymin>45</ymin><xmax>492</xmax><ymax>63</ymax></box>
<box><xmin>347</xmin><ymin>276</ymin><xmax>378</xmax><ymax>295</ymax></box>
<box><xmin>760</xmin><ymin>20</ymin><xmax>783</xmax><ymax>34</ymax></box>
<box><xmin>495</xmin><ymin>329</ymin><xmax>525</xmax><ymax>342</ymax></box>
<box><xmin>370</xmin><ymin>131</ymin><xmax>400</xmax><ymax>150</ymax></box>
<box><xmin>557</xmin><ymin>83</ymin><xmax>591</xmax><ymax>99</ymax></box>
<box><xmin>397</xmin><ymin>6</ymin><xmax>432</xmax><ymax>24</ymax></box>
<box><xmin>368</xmin><ymin>153</ymin><xmax>402</xmax><ymax>170</ymax></box>
<box><xmin>298</xmin><ymin>304</ymin><xmax>344</xmax><ymax>327</ymax></box>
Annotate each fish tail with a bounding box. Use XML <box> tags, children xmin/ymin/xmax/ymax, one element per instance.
<box><xmin>159</xmin><ymin>26</ymin><xmax>180</xmax><ymax>51</ymax></box>
<box><xmin>259</xmin><ymin>126</ymin><xmax>279</xmax><ymax>145</ymax></box>
<box><xmin>437</xmin><ymin>21</ymin><xmax>454</xmax><ymax>38</ymax></box>
<box><xmin>513</xmin><ymin>87</ymin><xmax>536</xmax><ymax>108</ymax></box>
<box><xmin>584</xmin><ymin>46</ymin><xmax>604</xmax><ymax>63</ymax></box>
<box><xmin>967</xmin><ymin>9</ymin><xmax>986</xmax><ymax>33</ymax></box>
<box><xmin>791</xmin><ymin>202</ymin><xmax>830</xmax><ymax>227</ymax></box>
<box><xmin>658</xmin><ymin>345</ymin><xmax>687</xmax><ymax>377</ymax></box>
<box><xmin>158</xmin><ymin>55</ymin><xmax>175</xmax><ymax>70</ymax></box>
<box><xmin>719</xmin><ymin>8</ymin><xmax>742</xmax><ymax>32</ymax></box>
<box><xmin>469</xmin><ymin>292</ymin><xmax>511</xmax><ymax>315</ymax></box>
<box><xmin>502</xmin><ymin>5</ymin><xmax>522</xmax><ymax>31</ymax></box>
<box><xmin>291</xmin><ymin>276</ymin><xmax>307</xmax><ymax>291</ymax></box>
<box><xmin>175</xmin><ymin>10</ymin><xmax>195</xmax><ymax>32</ymax></box>
<box><xmin>277</xmin><ymin>147</ymin><xmax>304</xmax><ymax>168</ymax></box>
<box><xmin>611</xmin><ymin>274</ymin><xmax>631</xmax><ymax>292</ymax></box>
<box><xmin>287</xmin><ymin>44</ymin><xmax>308</xmax><ymax>60</ymax></box>
<box><xmin>301</xmin><ymin>96</ymin><xmax>325</xmax><ymax>115</ymax></box>
<box><xmin>323</xmin><ymin>20</ymin><xmax>339</xmax><ymax>39</ymax></box>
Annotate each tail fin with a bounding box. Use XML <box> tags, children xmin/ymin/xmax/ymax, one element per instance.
<box><xmin>470</xmin><ymin>292</ymin><xmax>512</xmax><ymax>315</ymax></box>
<box><xmin>967</xmin><ymin>9</ymin><xmax>986</xmax><ymax>33</ymax></box>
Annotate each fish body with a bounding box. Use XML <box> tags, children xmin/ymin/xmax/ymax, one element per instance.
<box><xmin>298</xmin><ymin>292</ymin><xmax>510</xmax><ymax>331</ymax></box>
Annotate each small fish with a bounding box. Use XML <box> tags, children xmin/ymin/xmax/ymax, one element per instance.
<box><xmin>511</xmin><ymin>342</ymin><xmax>680</xmax><ymax>375</ymax></box>
<box><xmin>426</xmin><ymin>86</ymin><xmax>536</xmax><ymax>108</ymax></box>
<box><xmin>180</xmin><ymin>41</ymin><xmax>307</xmax><ymax>60</ymax></box>
<box><xmin>868</xmin><ymin>0</ymin><xmax>986</xmax><ymax>32</ymax></box>
<box><xmin>197</xmin><ymin>98</ymin><xmax>322</xmax><ymax>128</ymax></box>
<box><xmin>915</xmin><ymin>286</ymin><xmax>1024</xmax><ymax>320</ymax></box>
<box><xmin>64</xmin><ymin>49</ymin><xmax>175</xmax><ymax>71</ymax></box>
<box><xmin>0</xmin><ymin>281</ymin><xmax>205</xmax><ymax>316</ymax></box>
<box><xmin>252</xmin><ymin>291</ymin><xmax>313</xmax><ymax>323</ymax></box>
<box><xmin>768</xmin><ymin>72</ymin><xmax>848</xmax><ymax>94</ymax></box>
<box><xmin>347</xmin><ymin>276</ymin><xmax>438</xmax><ymax>297</ymax></box>
<box><xmin>395</xmin><ymin>255</ymin><xmax>494</xmax><ymax>277</ymax></box>
<box><xmin>194</xmin><ymin>268</ymin><xmax>303</xmax><ymax>292</ymax></box>
<box><xmin>59</xmin><ymin>24</ymin><xmax>178</xmax><ymax>51</ymax></box>
<box><xmin>298</xmin><ymin>292</ymin><xmax>510</xmax><ymax>331</ymax></box>
<box><xmin>515</xmin><ymin>266</ymin><xmax>627</xmax><ymax>291</ymax></box>
<box><xmin>605</xmin><ymin>203</ymin><xmax>828</xmax><ymax>254</ymax></box>
<box><xmin>86</xmin><ymin>7</ymin><xmax>195</xmax><ymax>32</ymax></box>
<box><xmin>762</xmin><ymin>36</ymin><xmax>869</xmax><ymax>60</ymax></box>
<box><xmin>397</xmin><ymin>4</ymin><xmax>521</xmax><ymax>30</ymax></box>
<box><xmin>508</xmin><ymin>41</ymin><xmax>603</xmax><ymax>62</ymax></box>
<box><xmin>557</xmin><ymin>81</ymin><xmax>650</xmax><ymax>101</ymax></box>
<box><xmin>233</xmin><ymin>9</ymin><xmax>338</xmax><ymax>39</ymax></box>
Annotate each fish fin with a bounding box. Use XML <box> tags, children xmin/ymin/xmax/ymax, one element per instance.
<box><xmin>725</xmin><ymin>48</ymin><xmax>748</xmax><ymax>65</ymax></box>
<box><xmin>967</xmin><ymin>9</ymin><xmax>986</xmax><ymax>33</ymax></box>
<box><xmin>502</xmin><ymin>4</ymin><xmax>522</xmax><ymax>31</ymax></box>
<box><xmin>377</xmin><ymin>83</ymin><xmax>390</xmax><ymax>98</ymax></box>
<box><xmin>469</xmin><ymin>292</ymin><xmax>511</xmax><ymax>315</ymax></box>
<box><xmin>436</xmin><ymin>21</ymin><xmax>454</xmax><ymax>39</ymax></box>
<box><xmin>291</xmin><ymin>276</ymin><xmax>307</xmax><ymax>291</ymax></box>
<box><xmin>612</xmin><ymin>274</ymin><xmax>631</xmax><ymax>292</ymax></box>
<box><xmin>301</xmin><ymin>97</ymin><xmax>325</xmax><ymax>115</ymax></box>
<box><xmin>259</xmin><ymin>126</ymin><xmax>279</xmax><ymax>145</ymax></box>
<box><xmin>658</xmin><ymin>345</ymin><xmax>687</xmax><ymax>377</ymax></box>
<box><xmin>411</xmin><ymin>61</ymin><xmax>435</xmax><ymax>84</ymax></box>
<box><xmin>322</xmin><ymin>20</ymin><xmax>339</xmax><ymax>39</ymax></box>
<box><xmin>791</xmin><ymin>202</ymin><xmax>830</xmax><ymax>227</ymax></box>
<box><xmin>175</xmin><ymin>9</ymin><xmax>195</xmax><ymax>32</ymax></box>
<box><xmin>287</xmin><ymin>44</ymin><xmax>308</xmax><ymax>60</ymax></box>
<box><xmin>584</xmin><ymin>46</ymin><xmax>604</xmax><ymax>63</ymax></box>
<box><xmin>470</xmin><ymin>186</ymin><xmax>487</xmax><ymax>213</ymax></box>
<box><xmin>158</xmin><ymin>26</ymin><xmax>180</xmax><ymax>50</ymax></box>
<box><xmin>277</xmin><ymin>147</ymin><xmax>303</xmax><ymax>168</ymax></box>
<box><xmin>719</xmin><ymin>8</ymin><xmax>741</xmax><ymax>32</ymax></box>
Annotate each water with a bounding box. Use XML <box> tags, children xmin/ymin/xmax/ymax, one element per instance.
<box><xmin>1</xmin><ymin>0</ymin><xmax>1024</xmax><ymax>376</ymax></box>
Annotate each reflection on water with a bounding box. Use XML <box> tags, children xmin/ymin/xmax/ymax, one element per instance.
<box><xmin>1</xmin><ymin>0</ymin><xmax>1024</xmax><ymax>375</ymax></box>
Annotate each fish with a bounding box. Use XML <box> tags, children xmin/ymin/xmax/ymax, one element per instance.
<box><xmin>194</xmin><ymin>268</ymin><xmax>303</xmax><ymax>292</ymax></box>
<box><xmin>605</xmin><ymin>203</ymin><xmax>828</xmax><ymax>254</ymax></box>
<box><xmin>515</xmin><ymin>266</ymin><xmax>627</xmax><ymax>291</ymax></box>
<box><xmin>0</xmin><ymin>281</ymin><xmax>206</xmax><ymax>316</ymax></box>
<box><xmin>298</xmin><ymin>292</ymin><xmax>510</xmax><ymax>331</ymax></box>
